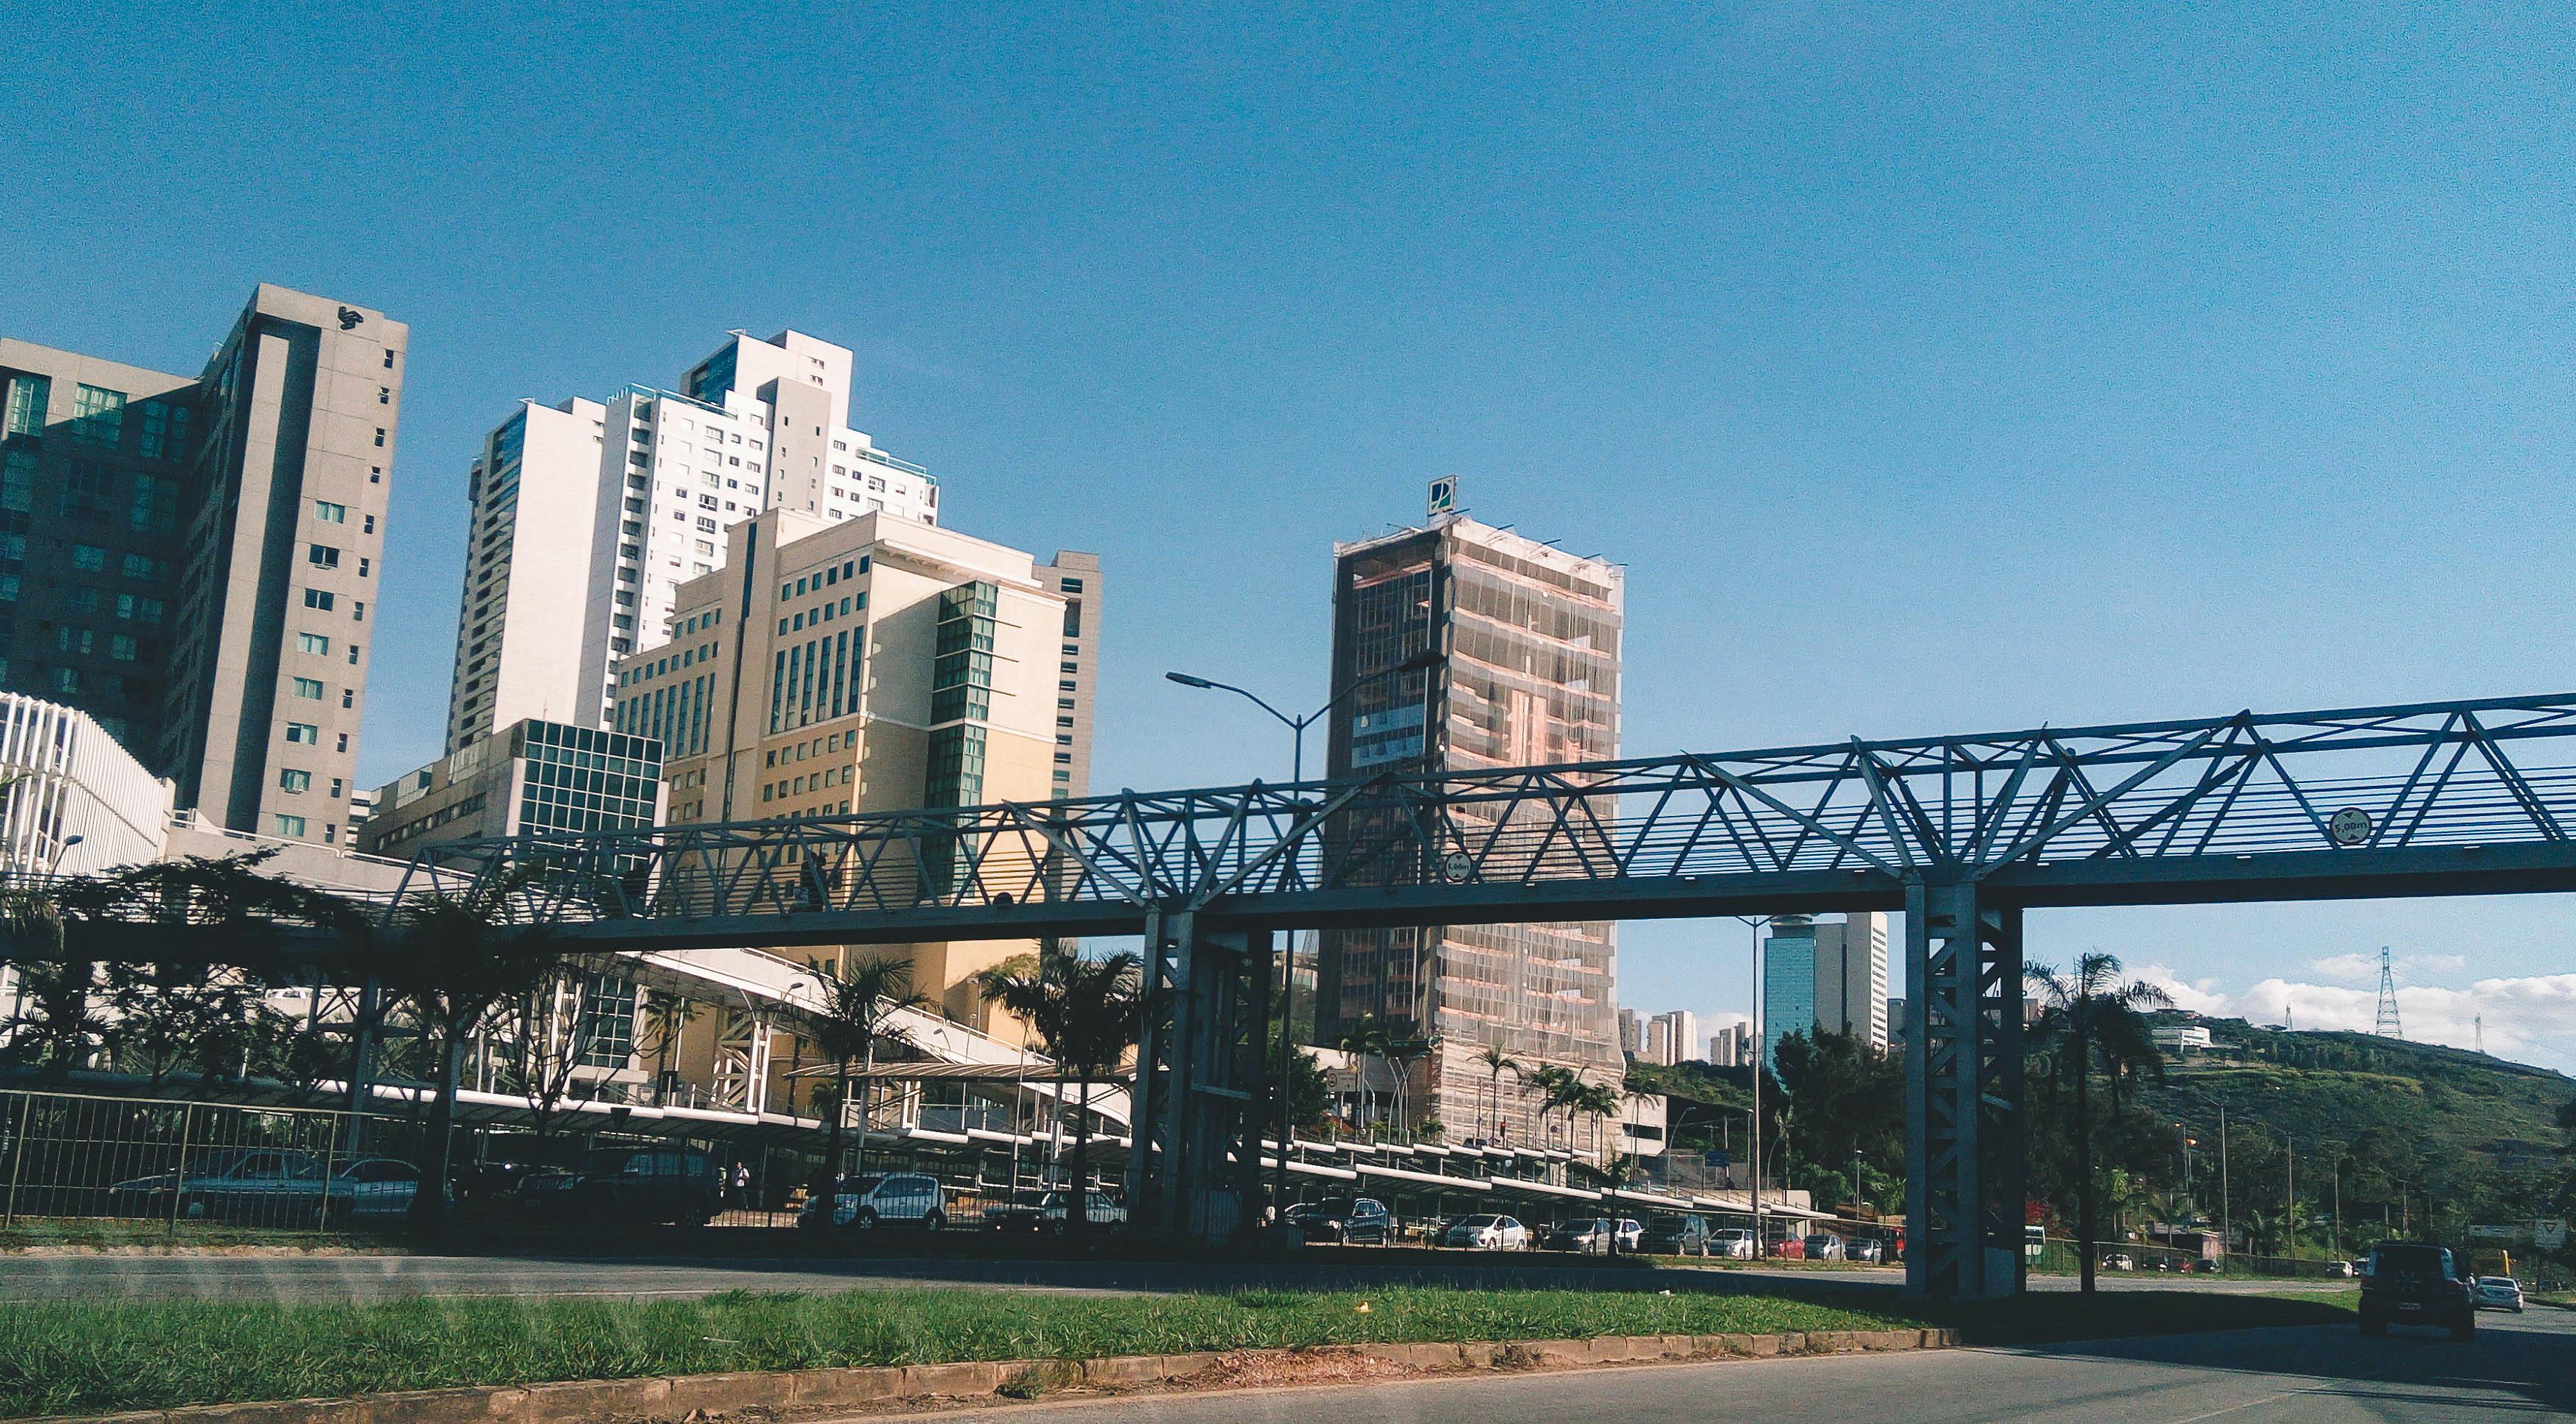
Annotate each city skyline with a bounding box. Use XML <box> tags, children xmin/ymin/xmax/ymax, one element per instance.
<box><xmin>4</xmin><ymin>4</ymin><xmax>2573</xmax><ymax>1070</ymax></box>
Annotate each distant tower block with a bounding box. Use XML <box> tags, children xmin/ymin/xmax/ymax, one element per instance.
<box><xmin>2374</xmin><ymin>946</ymin><xmax>2403</xmax><ymax>1039</ymax></box>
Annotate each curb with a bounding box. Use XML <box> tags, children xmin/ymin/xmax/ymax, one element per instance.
<box><xmin>31</xmin><ymin>1327</ymin><xmax>1963</xmax><ymax>1423</ymax></box>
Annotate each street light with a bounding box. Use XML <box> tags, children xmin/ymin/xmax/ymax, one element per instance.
<box><xmin>1734</xmin><ymin>914</ymin><xmax>1772</xmax><ymax>1254</ymax></box>
<box><xmin>1164</xmin><ymin>648</ymin><xmax>1442</xmax><ymax>784</ymax></box>
<box><xmin>1164</xmin><ymin>645</ymin><xmax>1445</xmax><ymax>1226</ymax></box>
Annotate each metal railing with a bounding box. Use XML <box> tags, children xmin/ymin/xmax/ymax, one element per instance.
<box><xmin>0</xmin><ymin>1088</ymin><xmax>411</xmax><ymax>1233</ymax></box>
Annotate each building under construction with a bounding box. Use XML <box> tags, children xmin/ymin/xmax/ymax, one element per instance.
<box><xmin>1314</xmin><ymin>512</ymin><xmax>1631</xmax><ymax>1156</ymax></box>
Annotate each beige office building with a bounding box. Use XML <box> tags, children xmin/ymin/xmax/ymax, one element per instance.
<box><xmin>0</xmin><ymin>286</ymin><xmax>403</xmax><ymax>843</ymax></box>
<box><xmin>613</xmin><ymin>508</ymin><xmax>1101</xmax><ymax>1029</ymax></box>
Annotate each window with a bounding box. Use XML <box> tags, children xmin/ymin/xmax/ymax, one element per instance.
<box><xmin>298</xmin><ymin>632</ymin><xmax>329</xmax><ymax>655</ymax></box>
<box><xmin>304</xmin><ymin>589</ymin><xmax>335</xmax><ymax>611</ymax></box>
<box><xmin>110</xmin><ymin>636</ymin><xmax>136</xmax><ymax>662</ymax></box>
<box><xmin>312</xmin><ymin>500</ymin><xmax>346</xmax><ymax>523</ymax></box>
<box><xmin>122</xmin><ymin>554</ymin><xmax>165</xmax><ymax>580</ymax></box>
<box><xmin>352</xmin><ymin>600</ymin><xmax>365</xmax><ymax>622</ymax></box>
<box><xmin>362</xmin><ymin>514</ymin><xmax>375</xmax><ymax>533</ymax></box>
<box><xmin>0</xmin><ymin>448</ymin><xmax>32</xmax><ymax>512</ymax></box>
<box><xmin>4</xmin><ymin>374</ymin><xmax>48</xmax><ymax>436</ymax></box>
<box><xmin>279</xmin><ymin>769</ymin><xmax>311</xmax><ymax>793</ymax></box>
<box><xmin>137</xmin><ymin>400</ymin><xmax>189</xmax><ymax>460</ymax></box>
<box><xmin>273</xmin><ymin>814</ymin><xmax>308</xmax><ymax>837</ymax></box>
<box><xmin>1061</xmin><ymin>577</ymin><xmax>1084</xmax><ymax>593</ymax></box>
<box><xmin>347</xmin><ymin>643</ymin><xmax>361</xmax><ymax>665</ymax></box>
<box><xmin>373</xmin><ymin>428</ymin><xmax>385</xmax><ymax>448</ymax></box>
<box><xmin>291</xmin><ymin>676</ymin><xmax>324</xmax><ymax>699</ymax></box>
<box><xmin>307</xmin><ymin>544</ymin><xmax>340</xmax><ymax>568</ymax></box>
<box><xmin>285</xmin><ymin>723</ymin><xmax>319</xmax><ymax>745</ymax></box>
<box><xmin>71</xmin><ymin>384</ymin><xmax>126</xmax><ymax>446</ymax></box>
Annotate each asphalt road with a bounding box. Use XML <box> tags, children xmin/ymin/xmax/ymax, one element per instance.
<box><xmin>917</xmin><ymin>1309</ymin><xmax>2576</xmax><ymax>1423</ymax></box>
<box><xmin>0</xmin><ymin>1252</ymin><xmax>2353</xmax><ymax>1303</ymax></box>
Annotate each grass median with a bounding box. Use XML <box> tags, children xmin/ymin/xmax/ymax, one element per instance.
<box><xmin>0</xmin><ymin>1284</ymin><xmax>2361</xmax><ymax>1419</ymax></box>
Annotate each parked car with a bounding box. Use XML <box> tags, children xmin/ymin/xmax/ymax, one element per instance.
<box><xmin>329</xmin><ymin>1157</ymin><xmax>441</xmax><ymax>1223</ymax></box>
<box><xmin>522</xmin><ymin>1146</ymin><xmax>723</xmax><ymax>1225</ymax></box>
<box><xmin>2327</xmin><ymin>1260</ymin><xmax>2357</xmax><ymax>1278</ymax></box>
<box><xmin>1543</xmin><ymin>1217</ymin><xmax>1616</xmax><ymax>1253</ymax></box>
<box><xmin>1766</xmin><ymin>1232</ymin><xmax>1806</xmax><ymax>1260</ymax></box>
<box><xmin>1709</xmin><ymin>1228</ymin><xmax>1756</xmax><ymax>1260</ymax></box>
<box><xmin>987</xmin><ymin>1189</ymin><xmax>1124</xmax><ymax>1233</ymax></box>
<box><xmin>2102</xmin><ymin>1252</ymin><xmax>2136</xmax><ymax>1272</ymax></box>
<box><xmin>2359</xmin><ymin>1242</ymin><xmax>2475</xmax><ymax>1341</ymax></box>
<box><xmin>1848</xmin><ymin>1237</ymin><xmax>1886</xmax><ymax>1264</ymax></box>
<box><xmin>112</xmin><ymin>1148</ymin><xmax>331</xmax><ymax>1224</ymax></box>
<box><xmin>1614</xmin><ymin>1218</ymin><xmax>1643</xmax><ymax>1253</ymax></box>
<box><xmin>1803</xmin><ymin>1233</ymin><xmax>1847</xmax><ymax>1261</ymax></box>
<box><xmin>1639</xmin><ymin>1213</ymin><xmax>1717</xmax><ymax>1256</ymax></box>
<box><xmin>1439</xmin><ymin>1214</ymin><xmax>1530</xmax><ymax>1250</ymax></box>
<box><xmin>1288</xmin><ymin>1197</ymin><xmax>1393</xmax><ymax>1245</ymax></box>
<box><xmin>798</xmin><ymin>1172</ymin><xmax>948</xmax><ymax>1231</ymax></box>
<box><xmin>2473</xmin><ymin>1275</ymin><xmax>2525</xmax><ymax>1313</ymax></box>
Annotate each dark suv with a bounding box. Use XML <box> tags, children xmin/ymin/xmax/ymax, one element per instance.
<box><xmin>520</xmin><ymin>1146</ymin><xmax>722</xmax><ymax>1226</ymax></box>
<box><xmin>2360</xmin><ymin>1242</ymin><xmax>2475</xmax><ymax>1341</ymax></box>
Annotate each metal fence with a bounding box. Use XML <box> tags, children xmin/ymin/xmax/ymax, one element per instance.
<box><xmin>0</xmin><ymin>1088</ymin><xmax>411</xmax><ymax>1231</ymax></box>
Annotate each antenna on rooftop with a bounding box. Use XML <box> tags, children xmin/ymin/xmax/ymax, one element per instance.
<box><xmin>2374</xmin><ymin>946</ymin><xmax>2403</xmax><ymax>1040</ymax></box>
<box><xmin>2475</xmin><ymin>1015</ymin><xmax>2484</xmax><ymax>1055</ymax></box>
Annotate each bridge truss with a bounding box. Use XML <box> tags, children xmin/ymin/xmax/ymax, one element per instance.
<box><xmin>79</xmin><ymin>693</ymin><xmax>2576</xmax><ymax>1297</ymax></box>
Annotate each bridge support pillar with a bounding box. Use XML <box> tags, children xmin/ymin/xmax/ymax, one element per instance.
<box><xmin>1904</xmin><ymin>879</ymin><xmax>2027</xmax><ymax>1300</ymax></box>
<box><xmin>1128</xmin><ymin>910</ymin><xmax>1261</xmax><ymax>1242</ymax></box>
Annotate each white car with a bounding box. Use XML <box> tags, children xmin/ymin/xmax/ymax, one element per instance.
<box><xmin>1440</xmin><ymin>1214</ymin><xmax>1530</xmax><ymax>1250</ymax></box>
<box><xmin>1615</xmin><ymin>1218</ymin><xmax>1643</xmax><ymax>1253</ymax></box>
<box><xmin>1711</xmin><ymin>1228</ymin><xmax>1757</xmax><ymax>1259</ymax></box>
<box><xmin>799</xmin><ymin>1173</ymin><xmax>948</xmax><ymax>1231</ymax></box>
<box><xmin>2473</xmin><ymin>1275</ymin><xmax>2525</xmax><ymax>1313</ymax></box>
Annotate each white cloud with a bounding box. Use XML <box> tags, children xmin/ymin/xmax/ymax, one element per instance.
<box><xmin>2305</xmin><ymin>951</ymin><xmax>2472</xmax><ymax>984</ymax></box>
<box><xmin>2129</xmin><ymin>962</ymin><xmax>2234</xmax><ymax>1015</ymax></box>
<box><xmin>2116</xmin><ymin>963</ymin><xmax>2576</xmax><ymax>1070</ymax></box>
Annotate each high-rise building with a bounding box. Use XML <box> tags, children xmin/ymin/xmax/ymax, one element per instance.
<box><xmin>1644</xmin><ymin>1009</ymin><xmax>1698</xmax><ymax>1066</ymax></box>
<box><xmin>359</xmin><ymin>718</ymin><xmax>666</xmax><ymax>858</ymax></box>
<box><xmin>1761</xmin><ymin>912</ymin><xmax>1891</xmax><ymax>1065</ymax></box>
<box><xmin>1314</xmin><ymin>512</ymin><xmax>1622</xmax><ymax>1148</ymax></box>
<box><xmin>611</xmin><ymin>508</ymin><xmax>1099</xmax><ymax>1029</ymax></box>
<box><xmin>1617</xmin><ymin>1007</ymin><xmax>1642</xmax><ymax>1058</ymax></box>
<box><xmin>1708</xmin><ymin>1020</ymin><xmax>1755</xmax><ymax>1068</ymax></box>
<box><xmin>447</xmin><ymin>330</ymin><xmax>937</xmax><ymax>751</ymax></box>
<box><xmin>0</xmin><ymin>286</ymin><xmax>403</xmax><ymax>843</ymax></box>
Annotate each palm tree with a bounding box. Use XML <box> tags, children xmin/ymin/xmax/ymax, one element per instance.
<box><xmin>376</xmin><ymin>870</ymin><xmax>565</xmax><ymax>1230</ymax></box>
<box><xmin>637</xmin><ymin>990</ymin><xmax>694</xmax><ymax>1107</ymax></box>
<box><xmin>797</xmin><ymin>953</ymin><xmax>930</xmax><ymax>1214</ymax></box>
<box><xmin>1525</xmin><ymin>1064</ymin><xmax>1580</xmax><ymax>1149</ymax></box>
<box><xmin>979</xmin><ymin>945</ymin><xmax>1146</xmax><ymax>1239</ymax></box>
<box><xmin>1473</xmin><ymin>1042</ymin><xmax>1523</xmax><ymax>1142</ymax></box>
<box><xmin>1334</xmin><ymin>1015</ymin><xmax>1393</xmax><ymax>1131</ymax></box>
<box><xmin>2027</xmin><ymin>952</ymin><xmax>2172</xmax><ymax>1295</ymax></box>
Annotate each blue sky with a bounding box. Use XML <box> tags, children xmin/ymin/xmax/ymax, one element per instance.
<box><xmin>4</xmin><ymin>4</ymin><xmax>2572</xmax><ymax>1066</ymax></box>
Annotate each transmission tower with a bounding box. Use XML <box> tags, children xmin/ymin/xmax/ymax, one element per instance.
<box><xmin>2374</xmin><ymin>946</ymin><xmax>2403</xmax><ymax>1039</ymax></box>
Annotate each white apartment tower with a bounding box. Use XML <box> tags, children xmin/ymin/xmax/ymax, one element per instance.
<box><xmin>447</xmin><ymin>330</ymin><xmax>937</xmax><ymax>752</ymax></box>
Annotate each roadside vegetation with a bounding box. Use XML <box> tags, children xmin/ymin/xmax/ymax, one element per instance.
<box><xmin>0</xmin><ymin>1284</ymin><xmax>2362</xmax><ymax>1419</ymax></box>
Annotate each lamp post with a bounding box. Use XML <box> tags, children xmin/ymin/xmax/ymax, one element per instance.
<box><xmin>1735</xmin><ymin>915</ymin><xmax>1772</xmax><ymax>1254</ymax></box>
<box><xmin>1165</xmin><ymin>647</ymin><xmax>1444</xmax><ymax>1226</ymax></box>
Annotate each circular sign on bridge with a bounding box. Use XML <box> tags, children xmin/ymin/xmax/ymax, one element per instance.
<box><xmin>2328</xmin><ymin>806</ymin><xmax>2373</xmax><ymax>848</ymax></box>
<box><xmin>1442</xmin><ymin>850</ymin><xmax>1476</xmax><ymax>883</ymax></box>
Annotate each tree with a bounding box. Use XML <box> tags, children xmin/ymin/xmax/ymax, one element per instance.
<box><xmin>637</xmin><ymin>988</ymin><xmax>695</xmax><ymax>1107</ymax></box>
<box><xmin>378</xmin><ymin>871</ymin><xmax>566</xmax><ymax>1230</ymax></box>
<box><xmin>99</xmin><ymin>960</ymin><xmax>286</xmax><ymax>1094</ymax></box>
<box><xmin>1473</xmin><ymin>1042</ymin><xmax>1523</xmax><ymax>1142</ymax></box>
<box><xmin>1770</xmin><ymin>1028</ymin><xmax>1905</xmax><ymax>1212</ymax></box>
<box><xmin>1334</xmin><ymin>1015</ymin><xmax>1394</xmax><ymax>1130</ymax></box>
<box><xmin>2028</xmin><ymin>953</ymin><xmax>2172</xmax><ymax>1293</ymax></box>
<box><xmin>493</xmin><ymin>965</ymin><xmax>629</xmax><ymax>1148</ymax></box>
<box><xmin>979</xmin><ymin>945</ymin><xmax>1147</xmax><ymax>1240</ymax></box>
<box><xmin>798</xmin><ymin>953</ymin><xmax>930</xmax><ymax>1214</ymax></box>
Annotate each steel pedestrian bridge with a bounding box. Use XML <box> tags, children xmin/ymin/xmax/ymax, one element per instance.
<box><xmin>82</xmin><ymin>693</ymin><xmax>2576</xmax><ymax>1299</ymax></box>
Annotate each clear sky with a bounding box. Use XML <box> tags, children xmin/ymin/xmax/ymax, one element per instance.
<box><xmin>4</xmin><ymin>4</ymin><xmax>2572</xmax><ymax>1067</ymax></box>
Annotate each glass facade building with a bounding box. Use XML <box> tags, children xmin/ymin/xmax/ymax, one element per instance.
<box><xmin>362</xmin><ymin>718</ymin><xmax>664</xmax><ymax>856</ymax></box>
